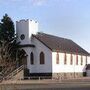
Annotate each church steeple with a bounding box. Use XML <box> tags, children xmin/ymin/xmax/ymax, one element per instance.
<box><xmin>16</xmin><ymin>19</ymin><xmax>38</xmax><ymax>45</ymax></box>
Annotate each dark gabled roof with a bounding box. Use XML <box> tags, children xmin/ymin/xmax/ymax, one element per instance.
<box><xmin>32</xmin><ymin>32</ymin><xmax>89</xmax><ymax>56</ymax></box>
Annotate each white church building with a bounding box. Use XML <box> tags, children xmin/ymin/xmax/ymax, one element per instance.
<box><xmin>16</xmin><ymin>19</ymin><xmax>90</xmax><ymax>79</ymax></box>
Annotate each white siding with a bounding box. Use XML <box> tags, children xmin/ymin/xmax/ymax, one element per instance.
<box><xmin>27</xmin><ymin>37</ymin><xmax>52</xmax><ymax>73</ymax></box>
<box><xmin>87</xmin><ymin>56</ymin><xmax>90</xmax><ymax>64</ymax></box>
<box><xmin>21</xmin><ymin>44</ymin><xmax>90</xmax><ymax>74</ymax></box>
<box><xmin>52</xmin><ymin>52</ymin><xmax>88</xmax><ymax>73</ymax></box>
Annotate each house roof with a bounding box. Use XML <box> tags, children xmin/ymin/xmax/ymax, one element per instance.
<box><xmin>33</xmin><ymin>32</ymin><xmax>89</xmax><ymax>56</ymax></box>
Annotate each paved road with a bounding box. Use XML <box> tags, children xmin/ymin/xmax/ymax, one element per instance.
<box><xmin>1</xmin><ymin>78</ymin><xmax>90</xmax><ymax>90</ymax></box>
<box><xmin>1</xmin><ymin>82</ymin><xmax>90</xmax><ymax>90</ymax></box>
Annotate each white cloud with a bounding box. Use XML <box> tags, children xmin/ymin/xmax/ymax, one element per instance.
<box><xmin>3</xmin><ymin>0</ymin><xmax>47</xmax><ymax>6</ymax></box>
<box><xmin>31</xmin><ymin>0</ymin><xmax>47</xmax><ymax>6</ymax></box>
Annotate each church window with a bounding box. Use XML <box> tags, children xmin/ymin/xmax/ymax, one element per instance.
<box><xmin>56</xmin><ymin>52</ymin><xmax>59</xmax><ymax>64</ymax></box>
<box><xmin>64</xmin><ymin>53</ymin><xmax>67</xmax><ymax>65</ymax></box>
<box><xmin>20</xmin><ymin>34</ymin><xmax>25</xmax><ymax>40</ymax></box>
<box><xmin>86</xmin><ymin>56</ymin><xmax>87</xmax><ymax>65</ymax></box>
<box><xmin>81</xmin><ymin>55</ymin><xmax>83</xmax><ymax>65</ymax></box>
<box><xmin>30</xmin><ymin>52</ymin><xmax>34</xmax><ymax>65</ymax></box>
<box><xmin>40</xmin><ymin>52</ymin><xmax>45</xmax><ymax>64</ymax></box>
<box><xmin>70</xmin><ymin>54</ymin><xmax>73</xmax><ymax>65</ymax></box>
<box><xmin>76</xmin><ymin>55</ymin><xmax>78</xmax><ymax>65</ymax></box>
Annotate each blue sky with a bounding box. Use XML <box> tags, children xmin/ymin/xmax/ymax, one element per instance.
<box><xmin>0</xmin><ymin>0</ymin><xmax>90</xmax><ymax>52</ymax></box>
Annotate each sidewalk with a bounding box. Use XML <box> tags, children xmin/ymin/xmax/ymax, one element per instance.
<box><xmin>1</xmin><ymin>78</ymin><xmax>90</xmax><ymax>90</ymax></box>
<box><xmin>1</xmin><ymin>77</ymin><xmax>90</xmax><ymax>85</ymax></box>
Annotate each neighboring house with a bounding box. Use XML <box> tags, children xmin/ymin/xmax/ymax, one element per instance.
<box><xmin>86</xmin><ymin>64</ymin><xmax>90</xmax><ymax>76</ymax></box>
<box><xmin>16</xmin><ymin>19</ymin><xmax>90</xmax><ymax>79</ymax></box>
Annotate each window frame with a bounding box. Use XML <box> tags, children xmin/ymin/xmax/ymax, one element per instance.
<box><xmin>70</xmin><ymin>54</ymin><xmax>73</xmax><ymax>65</ymax></box>
<box><xmin>56</xmin><ymin>52</ymin><xmax>59</xmax><ymax>64</ymax></box>
<box><xmin>40</xmin><ymin>52</ymin><xmax>45</xmax><ymax>64</ymax></box>
<box><xmin>30</xmin><ymin>52</ymin><xmax>34</xmax><ymax>65</ymax></box>
<box><xmin>86</xmin><ymin>56</ymin><xmax>87</xmax><ymax>65</ymax></box>
<box><xmin>64</xmin><ymin>53</ymin><xmax>67</xmax><ymax>65</ymax></box>
<box><xmin>81</xmin><ymin>55</ymin><xmax>83</xmax><ymax>65</ymax></box>
<box><xmin>76</xmin><ymin>54</ymin><xmax>78</xmax><ymax>65</ymax></box>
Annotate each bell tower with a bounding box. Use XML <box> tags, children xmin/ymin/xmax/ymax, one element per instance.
<box><xmin>16</xmin><ymin>19</ymin><xmax>38</xmax><ymax>45</ymax></box>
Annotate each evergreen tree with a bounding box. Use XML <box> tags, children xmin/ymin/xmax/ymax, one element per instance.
<box><xmin>0</xmin><ymin>14</ymin><xmax>20</xmax><ymax>68</ymax></box>
<box><xmin>0</xmin><ymin>14</ymin><xmax>15</xmax><ymax>41</ymax></box>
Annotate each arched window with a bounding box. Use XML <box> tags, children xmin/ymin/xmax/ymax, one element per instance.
<box><xmin>30</xmin><ymin>52</ymin><xmax>34</xmax><ymax>65</ymax></box>
<box><xmin>76</xmin><ymin>55</ymin><xmax>78</xmax><ymax>65</ymax></box>
<box><xmin>64</xmin><ymin>53</ymin><xmax>67</xmax><ymax>65</ymax></box>
<box><xmin>81</xmin><ymin>55</ymin><xmax>83</xmax><ymax>65</ymax></box>
<box><xmin>40</xmin><ymin>52</ymin><xmax>45</xmax><ymax>64</ymax></box>
<box><xmin>86</xmin><ymin>56</ymin><xmax>87</xmax><ymax>65</ymax></box>
<box><xmin>70</xmin><ymin>54</ymin><xmax>73</xmax><ymax>65</ymax></box>
<box><xmin>56</xmin><ymin>52</ymin><xmax>59</xmax><ymax>64</ymax></box>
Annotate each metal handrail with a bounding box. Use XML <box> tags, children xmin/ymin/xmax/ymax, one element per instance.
<box><xmin>0</xmin><ymin>60</ymin><xmax>17</xmax><ymax>76</ymax></box>
<box><xmin>4</xmin><ymin>65</ymin><xmax>24</xmax><ymax>80</ymax></box>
